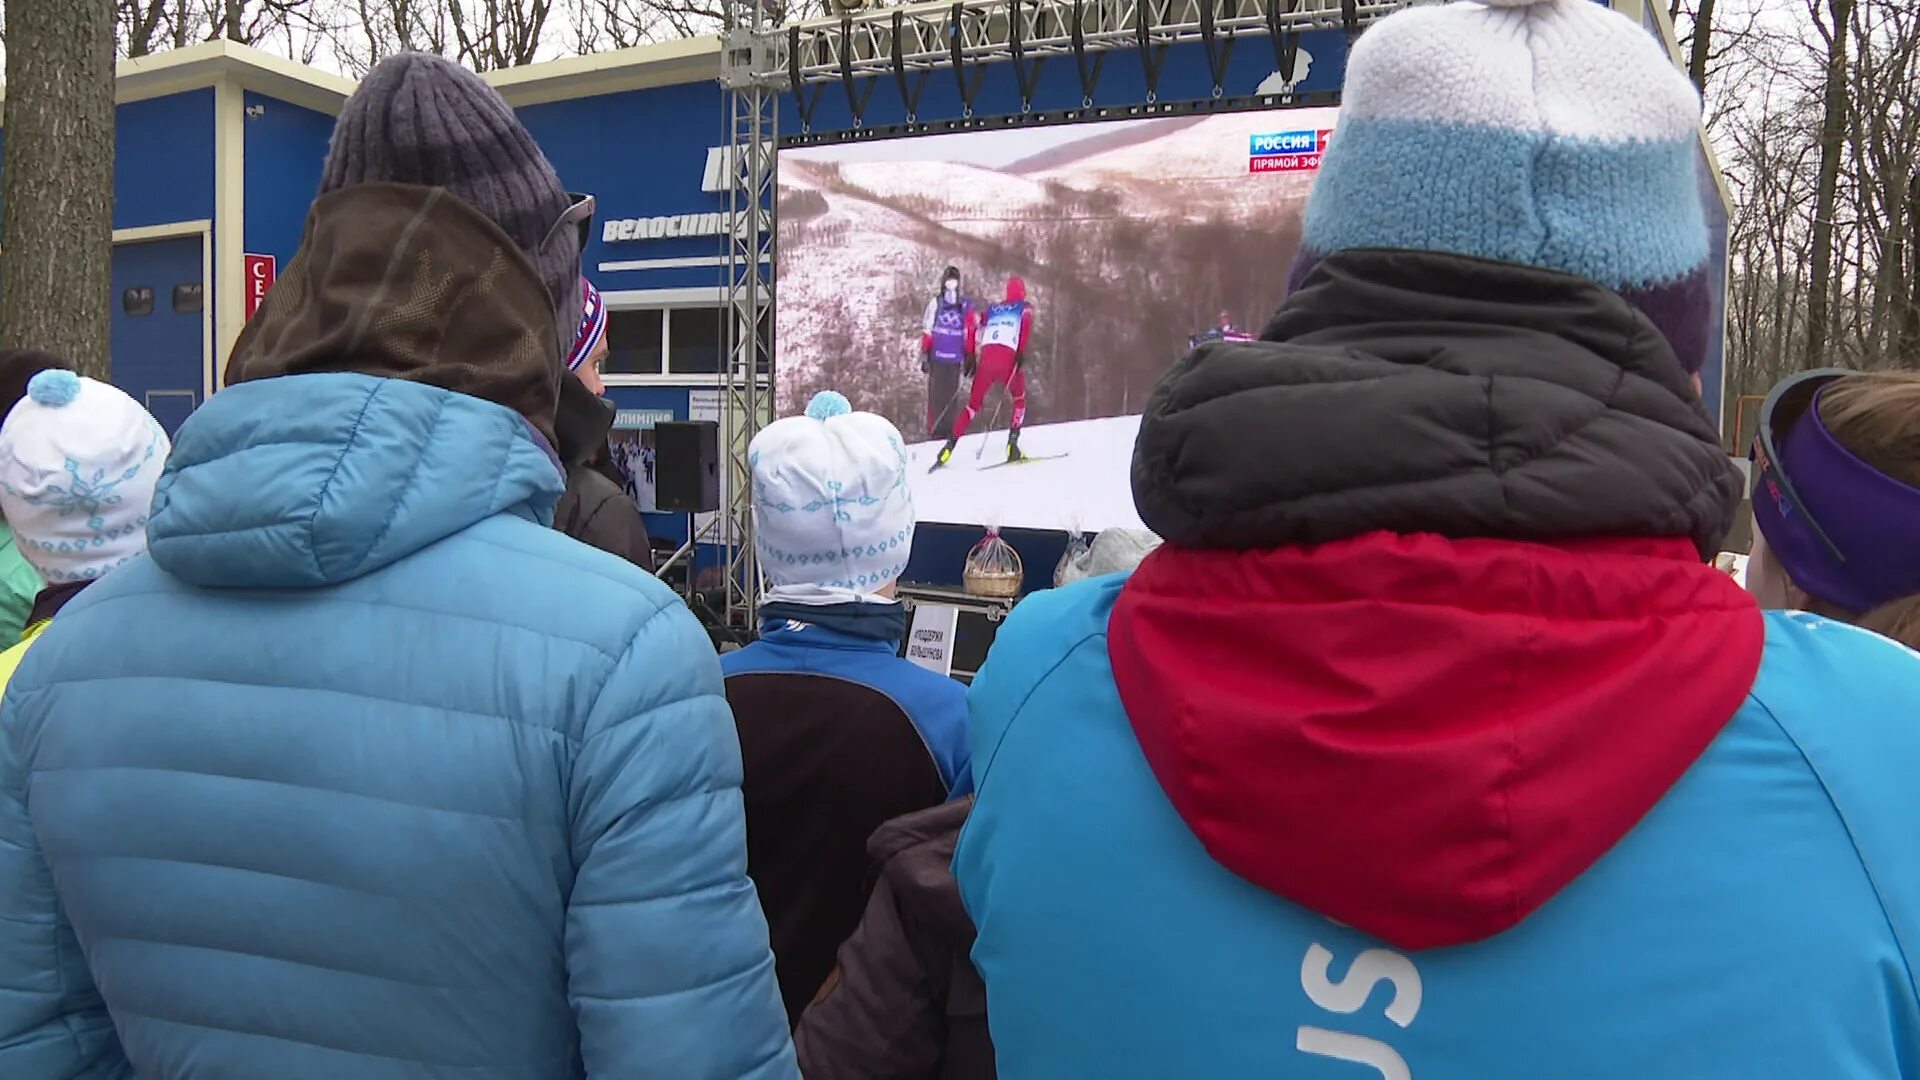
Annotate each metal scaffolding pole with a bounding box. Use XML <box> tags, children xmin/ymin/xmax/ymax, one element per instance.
<box><xmin>720</xmin><ymin>15</ymin><xmax>782</xmax><ymax>629</ymax></box>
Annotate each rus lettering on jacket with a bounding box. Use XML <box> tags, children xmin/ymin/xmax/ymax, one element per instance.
<box><xmin>1297</xmin><ymin>942</ymin><xmax>1421</xmax><ymax>1079</ymax></box>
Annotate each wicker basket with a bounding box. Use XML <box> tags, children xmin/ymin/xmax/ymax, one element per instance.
<box><xmin>964</xmin><ymin>566</ymin><xmax>1023</xmax><ymax>598</ymax></box>
<box><xmin>963</xmin><ymin>530</ymin><xmax>1024</xmax><ymax>598</ymax></box>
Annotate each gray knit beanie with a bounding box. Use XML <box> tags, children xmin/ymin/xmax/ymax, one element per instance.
<box><xmin>321</xmin><ymin>52</ymin><xmax>582</xmax><ymax>357</ymax></box>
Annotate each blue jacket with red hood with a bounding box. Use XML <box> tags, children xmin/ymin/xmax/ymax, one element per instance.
<box><xmin>953</xmin><ymin>250</ymin><xmax>1920</xmax><ymax>1079</ymax></box>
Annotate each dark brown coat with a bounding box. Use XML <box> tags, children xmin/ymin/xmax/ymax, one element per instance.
<box><xmin>795</xmin><ymin>798</ymin><xmax>993</xmax><ymax>1080</ymax></box>
<box><xmin>552</xmin><ymin>376</ymin><xmax>653</xmax><ymax>571</ymax></box>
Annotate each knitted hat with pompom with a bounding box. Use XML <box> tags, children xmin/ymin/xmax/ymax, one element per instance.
<box><xmin>0</xmin><ymin>370</ymin><xmax>170</xmax><ymax>584</ymax></box>
<box><xmin>749</xmin><ymin>391</ymin><xmax>916</xmax><ymax>598</ymax></box>
<box><xmin>1291</xmin><ymin>0</ymin><xmax>1714</xmax><ymax>373</ymax></box>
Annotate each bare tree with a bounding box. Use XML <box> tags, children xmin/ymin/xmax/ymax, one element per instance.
<box><xmin>118</xmin><ymin>0</ymin><xmax>325</xmax><ymax>58</ymax></box>
<box><xmin>338</xmin><ymin>0</ymin><xmax>561</xmax><ymax>72</ymax></box>
<box><xmin>2</xmin><ymin>0</ymin><xmax>118</xmax><ymax>380</ymax></box>
<box><xmin>342</xmin><ymin>0</ymin><xmax>453</xmax><ymax>73</ymax></box>
<box><xmin>449</xmin><ymin>0</ymin><xmax>554</xmax><ymax>68</ymax></box>
<box><xmin>1804</xmin><ymin>0</ymin><xmax>1855</xmax><ymax>366</ymax></box>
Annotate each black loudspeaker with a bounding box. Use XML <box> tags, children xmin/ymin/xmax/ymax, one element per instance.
<box><xmin>655</xmin><ymin>420</ymin><xmax>721</xmax><ymax>513</ymax></box>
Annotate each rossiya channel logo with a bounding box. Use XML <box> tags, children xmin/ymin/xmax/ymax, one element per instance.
<box><xmin>1249</xmin><ymin>128</ymin><xmax>1334</xmax><ymax>173</ymax></box>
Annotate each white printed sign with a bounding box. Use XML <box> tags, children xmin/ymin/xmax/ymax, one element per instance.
<box><xmin>904</xmin><ymin>603</ymin><xmax>961</xmax><ymax>677</ymax></box>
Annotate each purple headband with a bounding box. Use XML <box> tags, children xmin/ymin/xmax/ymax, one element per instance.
<box><xmin>567</xmin><ymin>279</ymin><xmax>608</xmax><ymax>372</ymax></box>
<box><xmin>1752</xmin><ymin>383</ymin><xmax>1920</xmax><ymax>614</ymax></box>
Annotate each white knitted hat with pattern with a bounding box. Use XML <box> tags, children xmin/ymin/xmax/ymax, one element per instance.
<box><xmin>750</xmin><ymin>391</ymin><xmax>916</xmax><ymax>596</ymax></box>
<box><xmin>0</xmin><ymin>370</ymin><xmax>170</xmax><ymax>584</ymax></box>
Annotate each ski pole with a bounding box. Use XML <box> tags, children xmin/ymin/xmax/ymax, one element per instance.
<box><xmin>934</xmin><ymin>368</ymin><xmax>969</xmax><ymax>440</ymax></box>
<box><xmin>974</xmin><ymin>397</ymin><xmax>1005</xmax><ymax>462</ymax></box>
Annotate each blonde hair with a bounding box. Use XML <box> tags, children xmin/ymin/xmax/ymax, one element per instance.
<box><xmin>1809</xmin><ymin>373</ymin><xmax>1920</xmax><ymax>648</ymax></box>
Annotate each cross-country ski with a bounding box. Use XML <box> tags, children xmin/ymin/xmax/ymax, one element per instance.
<box><xmin>979</xmin><ymin>452</ymin><xmax>1069</xmax><ymax>471</ymax></box>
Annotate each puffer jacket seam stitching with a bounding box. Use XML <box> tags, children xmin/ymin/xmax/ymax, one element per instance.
<box><xmin>484</xmin><ymin>410</ymin><xmax>512</xmax><ymax>520</ymax></box>
<box><xmin>39</xmin><ymin>767</ymin><xmax>571</xmax><ymax>826</ymax></box>
<box><xmin>307</xmin><ymin>382</ymin><xmax>385</xmax><ymax>582</ymax></box>
<box><xmin>110</xmin><ymin>1004</ymin><xmax>560</xmax><ymax>1072</ymax></box>
<box><xmin>570</xmin><ymin>945</ymin><xmax>779</xmax><ymax>1007</ymax></box>
<box><xmin>578</xmin><ymin>690</ymin><xmax>731</xmax><ymax>754</ymax></box>
<box><xmin>42</xmin><ymin>596</ymin><xmax>627</xmax><ymax>668</ymax></box>
<box><xmin>455</xmin><ymin>533</ymin><xmax>669</xmax><ymax>596</ymax></box>
<box><xmin>1752</xmin><ymin>693</ymin><xmax>1920</xmax><ymax>1007</ymax></box>
<box><xmin>349</xmin><ymin>391</ymin><xmax>453</xmax><ymax>572</ymax></box>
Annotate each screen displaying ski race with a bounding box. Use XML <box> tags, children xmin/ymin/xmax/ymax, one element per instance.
<box><xmin>775</xmin><ymin>106</ymin><xmax>1339</xmax><ymax>531</ymax></box>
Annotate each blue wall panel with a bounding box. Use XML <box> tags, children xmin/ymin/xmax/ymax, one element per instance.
<box><xmin>0</xmin><ymin>90</ymin><xmax>215</xmax><ymax>229</ymax></box>
<box><xmin>243</xmin><ymin>92</ymin><xmax>335</xmax><ymax>270</ymax></box>
<box><xmin>111</xmin><ymin>236</ymin><xmax>206</xmax><ymax>434</ymax></box>
<box><xmin>784</xmin><ymin>30</ymin><xmax>1350</xmax><ymax>136</ymax></box>
<box><xmin>518</xmin><ymin>82</ymin><xmax>734</xmax><ymax>297</ymax></box>
<box><xmin>114</xmin><ymin>90</ymin><xmax>217</xmax><ymax>229</ymax></box>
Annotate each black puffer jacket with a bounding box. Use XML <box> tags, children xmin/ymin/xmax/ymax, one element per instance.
<box><xmin>552</xmin><ymin>375</ymin><xmax>654</xmax><ymax>571</ymax></box>
<box><xmin>1132</xmin><ymin>248</ymin><xmax>1739</xmax><ymax>556</ymax></box>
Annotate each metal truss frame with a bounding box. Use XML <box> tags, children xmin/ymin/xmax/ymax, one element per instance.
<box><xmin>720</xmin><ymin>19</ymin><xmax>780</xmax><ymax>630</ymax></box>
<box><xmin>778</xmin><ymin>0</ymin><xmax>1400</xmax><ymax>98</ymax></box>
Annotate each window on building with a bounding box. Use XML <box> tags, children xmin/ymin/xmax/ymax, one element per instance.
<box><xmin>601</xmin><ymin>303</ymin><xmax>774</xmax><ymax>379</ymax></box>
<box><xmin>604</xmin><ymin>309</ymin><xmax>664</xmax><ymax>376</ymax></box>
<box><xmin>172</xmin><ymin>283</ymin><xmax>205</xmax><ymax>315</ymax></box>
<box><xmin>667</xmin><ymin>307</ymin><xmax>725</xmax><ymax>374</ymax></box>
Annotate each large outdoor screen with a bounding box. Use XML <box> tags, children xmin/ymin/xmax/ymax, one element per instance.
<box><xmin>775</xmin><ymin>107</ymin><xmax>1338</xmax><ymax>531</ymax></box>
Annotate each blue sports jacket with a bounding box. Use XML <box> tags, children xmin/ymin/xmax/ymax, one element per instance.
<box><xmin>722</xmin><ymin>608</ymin><xmax>972</xmax><ymax>798</ymax></box>
<box><xmin>0</xmin><ymin>373</ymin><xmax>796</xmax><ymax>1079</ymax></box>
<box><xmin>956</xmin><ymin>569</ymin><xmax>1920</xmax><ymax>1079</ymax></box>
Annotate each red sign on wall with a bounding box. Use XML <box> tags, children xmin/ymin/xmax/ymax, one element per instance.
<box><xmin>243</xmin><ymin>254</ymin><xmax>277</xmax><ymax>320</ymax></box>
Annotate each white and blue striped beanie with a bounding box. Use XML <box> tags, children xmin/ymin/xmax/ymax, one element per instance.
<box><xmin>1293</xmin><ymin>0</ymin><xmax>1713</xmax><ymax>373</ymax></box>
<box><xmin>0</xmin><ymin>370</ymin><xmax>170</xmax><ymax>584</ymax></box>
<box><xmin>751</xmin><ymin>391</ymin><xmax>916</xmax><ymax>595</ymax></box>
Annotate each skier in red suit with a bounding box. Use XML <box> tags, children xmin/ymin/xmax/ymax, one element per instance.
<box><xmin>936</xmin><ymin>275</ymin><xmax>1032</xmax><ymax>468</ymax></box>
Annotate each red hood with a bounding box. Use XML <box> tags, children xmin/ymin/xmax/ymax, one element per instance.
<box><xmin>1005</xmin><ymin>276</ymin><xmax>1026</xmax><ymax>303</ymax></box>
<box><xmin>1109</xmin><ymin>532</ymin><xmax>1764</xmax><ymax>951</ymax></box>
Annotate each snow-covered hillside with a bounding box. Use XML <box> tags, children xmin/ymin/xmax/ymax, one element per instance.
<box><xmin>837</xmin><ymin>160</ymin><xmax>1053</xmax><ymax>220</ymax></box>
<box><xmin>907</xmin><ymin>415</ymin><xmax>1143</xmax><ymax>531</ymax></box>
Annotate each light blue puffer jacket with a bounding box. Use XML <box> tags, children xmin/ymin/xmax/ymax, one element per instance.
<box><xmin>0</xmin><ymin>373</ymin><xmax>796</xmax><ymax>1079</ymax></box>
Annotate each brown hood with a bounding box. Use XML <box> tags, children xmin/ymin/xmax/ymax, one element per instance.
<box><xmin>868</xmin><ymin>796</ymin><xmax>973</xmax><ymax>943</ymax></box>
<box><xmin>226</xmin><ymin>183</ymin><xmax>565</xmax><ymax>446</ymax></box>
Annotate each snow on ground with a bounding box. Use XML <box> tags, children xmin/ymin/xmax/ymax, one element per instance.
<box><xmin>837</xmin><ymin>160</ymin><xmax>1053</xmax><ymax>216</ymax></box>
<box><xmin>906</xmin><ymin>414</ymin><xmax>1144</xmax><ymax>532</ymax></box>
<box><xmin>777</xmin><ymin>191</ymin><xmax>932</xmax><ymax>392</ymax></box>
